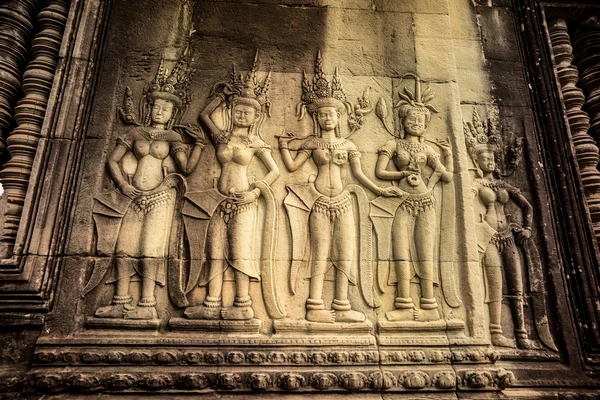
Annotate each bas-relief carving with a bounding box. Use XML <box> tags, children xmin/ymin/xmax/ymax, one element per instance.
<box><xmin>371</xmin><ymin>75</ymin><xmax>459</xmax><ymax>323</ymax></box>
<box><xmin>83</xmin><ymin>35</ymin><xmax>205</xmax><ymax>322</ymax></box>
<box><xmin>278</xmin><ymin>52</ymin><xmax>403</xmax><ymax>324</ymax></box>
<box><xmin>182</xmin><ymin>53</ymin><xmax>285</xmax><ymax>322</ymax></box>
<box><xmin>71</xmin><ymin>36</ymin><xmax>560</xmax><ymax>397</ymax></box>
<box><xmin>464</xmin><ymin>109</ymin><xmax>557</xmax><ymax>351</ymax></box>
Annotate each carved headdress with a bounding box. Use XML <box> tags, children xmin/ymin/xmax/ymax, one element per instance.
<box><xmin>142</xmin><ymin>30</ymin><xmax>196</xmax><ymax>128</ymax></box>
<box><xmin>297</xmin><ymin>51</ymin><xmax>352</xmax><ymax>119</ymax></box>
<box><xmin>227</xmin><ymin>52</ymin><xmax>271</xmax><ymax>115</ymax></box>
<box><xmin>463</xmin><ymin>109</ymin><xmax>499</xmax><ymax>157</ymax></box>
<box><xmin>463</xmin><ymin>109</ymin><xmax>500</xmax><ymax>177</ymax></box>
<box><xmin>394</xmin><ymin>74</ymin><xmax>438</xmax><ymax>139</ymax></box>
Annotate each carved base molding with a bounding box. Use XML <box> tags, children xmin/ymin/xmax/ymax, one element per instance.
<box><xmin>13</xmin><ymin>328</ymin><xmax>567</xmax><ymax>395</ymax></box>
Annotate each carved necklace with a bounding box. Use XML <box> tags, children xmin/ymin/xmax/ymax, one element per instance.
<box><xmin>142</xmin><ymin>127</ymin><xmax>169</xmax><ymax>140</ymax></box>
<box><xmin>476</xmin><ymin>178</ymin><xmax>506</xmax><ymax>189</ymax></box>
<box><xmin>310</xmin><ymin>137</ymin><xmax>348</xmax><ymax>150</ymax></box>
<box><xmin>396</xmin><ymin>138</ymin><xmax>429</xmax><ymax>155</ymax></box>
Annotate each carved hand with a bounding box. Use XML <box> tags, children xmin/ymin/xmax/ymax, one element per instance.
<box><xmin>233</xmin><ymin>190</ymin><xmax>257</xmax><ymax>205</ymax></box>
<box><xmin>515</xmin><ymin>227</ymin><xmax>532</xmax><ymax>244</ymax></box>
<box><xmin>278</xmin><ymin>132</ymin><xmax>296</xmax><ymax>148</ymax></box>
<box><xmin>435</xmin><ymin>138</ymin><xmax>452</xmax><ymax>155</ymax></box>
<box><xmin>381</xmin><ymin>186</ymin><xmax>404</xmax><ymax>197</ymax></box>
<box><xmin>120</xmin><ymin>184</ymin><xmax>141</xmax><ymax>199</ymax></box>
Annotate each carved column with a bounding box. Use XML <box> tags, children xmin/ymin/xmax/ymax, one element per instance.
<box><xmin>573</xmin><ymin>16</ymin><xmax>600</xmax><ymax>148</ymax></box>
<box><xmin>0</xmin><ymin>0</ymin><xmax>41</xmax><ymax>161</ymax></box>
<box><xmin>549</xmin><ymin>18</ymin><xmax>600</xmax><ymax>242</ymax></box>
<box><xmin>0</xmin><ymin>0</ymin><xmax>68</xmax><ymax>258</ymax></box>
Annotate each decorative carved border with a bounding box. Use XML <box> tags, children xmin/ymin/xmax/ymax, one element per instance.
<box><xmin>0</xmin><ymin>0</ymin><xmax>112</xmax><ymax>320</ymax></box>
<box><xmin>0</xmin><ymin>368</ymin><xmax>516</xmax><ymax>394</ymax></box>
<box><xmin>516</xmin><ymin>0</ymin><xmax>600</xmax><ymax>368</ymax></box>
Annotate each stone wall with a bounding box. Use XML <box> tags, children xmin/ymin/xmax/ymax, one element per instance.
<box><xmin>0</xmin><ymin>0</ymin><xmax>599</xmax><ymax>397</ymax></box>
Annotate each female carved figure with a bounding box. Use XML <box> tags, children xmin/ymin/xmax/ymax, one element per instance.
<box><xmin>374</xmin><ymin>75</ymin><xmax>453</xmax><ymax>322</ymax></box>
<box><xmin>465</xmin><ymin>110</ymin><xmax>549</xmax><ymax>349</ymax></box>
<box><xmin>183</xmin><ymin>56</ymin><xmax>283</xmax><ymax>320</ymax></box>
<box><xmin>279</xmin><ymin>53</ymin><xmax>402</xmax><ymax>323</ymax></box>
<box><xmin>85</xmin><ymin>47</ymin><xmax>204</xmax><ymax>320</ymax></box>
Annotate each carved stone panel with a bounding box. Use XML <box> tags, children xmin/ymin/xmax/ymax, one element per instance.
<box><xmin>0</xmin><ymin>0</ymin><xmax>597</xmax><ymax>397</ymax></box>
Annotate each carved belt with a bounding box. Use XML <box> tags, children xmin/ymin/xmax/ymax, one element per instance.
<box><xmin>218</xmin><ymin>198</ymin><xmax>257</xmax><ymax>224</ymax></box>
<box><xmin>398</xmin><ymin>190</ymin><xmax>435</xmax><ymax>216</ymax></box>
<box><xmin>131</xmin><ymin>189</ymin><xmax>172</xmax><ymax>214</ymax></box>
<box><xmin>313</xmin><ymin>191</ymin><xmax>352</xmax><ymax>220</ymax></box>
<box><xmin>490</xmin><ymin>228</ymin><xmax>514</xmax><ymax>252</ymax></box>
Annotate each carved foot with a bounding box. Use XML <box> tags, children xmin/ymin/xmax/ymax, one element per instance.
<box><xmin>306</xmin><ymin>309</ymin><xmax>335</xmax><ymax>323</ymax></box>
<box><xmin>516</xmin><ymin>337</ymin><xmax>543</xmax><ymax>350</ymax></box>
<box><xmin>491</xmin><ymin>333</ymin><xmax>516</xmax><ymax>348</ymax></box>
<box><xmin>123</xmin><ymin>304</ymin><xmax>158</xmax><ymax>320</ymax></box>
<box><xmin>385</xmin><ymin>308</ymin><xmax>415</xmax><ymax>321</ymax></box>
<box><xmin>184</xmin><ymin>305</ymin><xmax>221</xmax><ymax>320</ymax></box>
<box><xmin>221</xmin><ymin>306</ymin><xmax>254</xmax><ymax>320</ymax></box>
<box><xmin>335</xmin><ymin>309</ymin><xmax>366</xmax><ymax>323</ymax></box>
<box><xmin>94</xmin><ymin>304</ymin><xmax>127</xmax><ymax>319</ymax></box>
<box><xmin>414</xmin><ymin>307</ymin><xmax>440</xmax><ymax>322</ymax></box>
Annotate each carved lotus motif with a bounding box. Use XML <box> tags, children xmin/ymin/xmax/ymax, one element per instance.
<box><xmin>464</xmin><ymin>371</ymin><xmax>492</xmax><ymax>388</ymax></box>
<box><xmin>408</xmin><ymin>350</ymin><xmax>426</xmax><ymax>362</ymax></box>
<box><xmin>81</xmin><ymin>352</ymin><xmax>104</xmax><ymax>363</ymax></box>
<box><xmin>179</xmin><ymin>373</ymin><xmax>209</xmax><ymax>389</ymax></box>
<box><xmin>495</xmin><ymin>368</ymin><xmax>515</xmax><ymax>389</ymax></box>
<box><xmin>468</xmin><ymin>350</ymin><xmax>486</xmax><ymax>362</ymax></box>
<box><xmin>58</xmin><ymin>352</ymin><xmax>79</xmax><ymax>364</ymax></box>
<box><xmin>183</xmin><ymin>351</ymin><xmax>203</xmax><ymax>364</ymax></box>
<box><xmin>310</xmin><ymin>373</ymin><xmax>338</xmax><ymax>390</ymax></box>
<box><xmin>350</xmin><ymin>351</ymin><xmax>367</xmax><ymax>363</ymax></box>
<box><xmin>452</xmin><ymin>351</ymin><xmax>466</xmax><ymax>362</ymax></box>
<box><xmin>289</xmin><ymin>352</ymin><xmax>307</xmax><ymax>364</ymax></box>
<box><xmin>248</xmin><ymin>373</ymin><xmax>272</xmax><ymax>390</ymax></box>
<box><xmin>329</xmin><ymin>351</ymin><xmax>349</xmax><ymax>364</ymax></box>
<box><xmin>218</xmin><ymin>373</ymin><xmax>241</xmax><ymax>389</ymax></box>
<box><xmin>69</xmin><ymin>374</ymin><xmax>100</xmax><ymax>391</ymax></box>
<box><xmin>140</xmin><ymin>375</ymin><xmax>170</xmax><ymax>391</ymax></box>
<box><xmin>429</xmin><ymin>350</ymin><xmax>446</xmax><ymax>363</ymax></box>
<box><xmin>106</xmin><ymin>351</ymin><xmax>126</xmax><ymax>364</ymax></box>
<box><xmin>340</xmin><ymin>372</ymin><xmax>368</xmax><ymax>391</ymax></box>
<box><xmin>278</xmin><ymin>373</ymin><xmax>306</xmax><ymax>390</ymax></box>
<box><xmin>103</xmin><ymin>374</ymin><xmax>136</xmax><ymax>390</ymax></box>
<box><xmin>227</xmin><ymin>351</ymin><xmax>245</xmax><ymax>364</ymax></box>
<box><xmin>268</xmin><ymin>351</ymin><xmax>287</xmax><ymax>363</ymax></box>
<box><xmin>434</xmin><ymin>372</ymin><xmax>456</xmax><ymax>389</ymax></box>
<box><xmin>369</xmin><ymin>371</ymin><xmax>397</xmax><ymax>390</ymax></box>
<box><xmin>129</xmin><ymin>352</ymin><xmax>151</xmax><ymax>364</ymax></box>
<box><xmin>205</xmin><ymin>352</ymin><xmax>223</xmax><ymax>364</ymax></box>
<box><xmin>401</xmin><ymin>371</ymin><xmax>431</xmax><ymax>389</ymax></box>
<box><xmin>154</xmin><ymin>351</ymin><xmax>177</xmax><ymax>364</ymax></box>
<box><xmin>247</xmin><ymin>351</ymin><xmax>266</xmax><ymax>364</ymax></box>
<box><xmin>310</xmin><ymin>351</ymin><xmax>328</xmax><ymax>364</ymax></box>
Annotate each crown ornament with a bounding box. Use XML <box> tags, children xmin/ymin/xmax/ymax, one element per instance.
<box><xmin>463</xmin><ymin>108</ymin><xmax>499</xmax><ymax>158</ymax></box>
<box><xmin>119</xmin><ymin>28</ymin><xmax>197</xmax><ymax>127</ymax></box>
<box><xmin>211</xmin><ymin>51</ymin><xmax>271</xmax><ymax>116</ymax></box>
<box><xmin>144</xmin><ymin>28</ymin><xmax>196</xmax><ymax>108</ymax></box>
<box><xmin>297</xmin><ymin>51</ymin><xmax>352</xmax><ymax>120</ymax></box>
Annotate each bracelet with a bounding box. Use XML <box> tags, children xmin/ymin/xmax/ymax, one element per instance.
<box><xmin>279</xmin><ymin>143</ymin><xmax>289</xmax><ymax>150</ymax></box>
<box><xmin>375</xmin><ymin>187</ymin><xmax>383</xmax><ymax>196</ymax></box>
<box><xmin>251</xmin><ymin>188</ymin><xmax>261</xmax><ymax>200</ymax></box>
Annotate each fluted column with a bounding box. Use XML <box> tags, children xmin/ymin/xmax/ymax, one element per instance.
<box><xmin>0</xmin><ymin>0</ymin><xmax>40</xmax><ymax>162</ymax></box>
<box><xmin>549</xmin><ymin>18</ymin><xmax>600</xmax><ymax>242</ymax></box>
<box><xmin>0</xmin><ymin>0</ymin><xmax>68</xmax><ymax>258</ymax></box>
